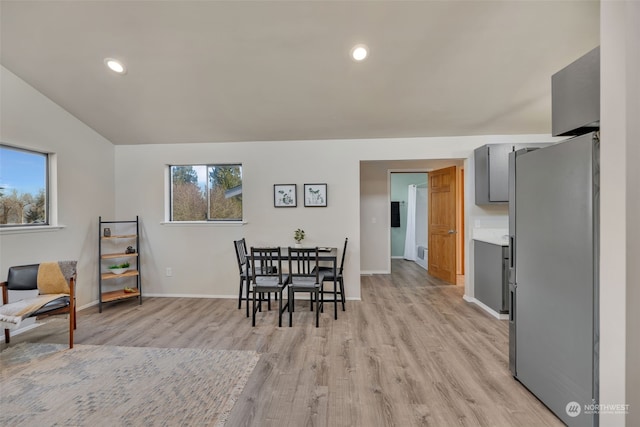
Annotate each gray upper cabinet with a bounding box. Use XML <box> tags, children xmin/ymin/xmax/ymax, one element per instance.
<box><xmin>475</xmin><ymin>144</ymin><xmax>512</xmax><ymax>204</ymax></box>
<box><xmin>475</xmin><ymin>143</ymin><xmax>553</xmax><ymax>205</ymax></box>
<box><xmin>552</xmin><ymin>46</ymin><xmax>599</xmax><ymax>137</ymax></box>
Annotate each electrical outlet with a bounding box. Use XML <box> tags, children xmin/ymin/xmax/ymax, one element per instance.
<box><xmin>166</xmin><ymin>267</ymin><xmax>172</xmax><ymax>277</ymax></box>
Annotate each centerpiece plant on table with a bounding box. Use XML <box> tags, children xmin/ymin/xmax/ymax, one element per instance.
<box><xmin>294</xmin><ymin>228</ymin><xmax>305</xmax><ymax>247</ymax></box>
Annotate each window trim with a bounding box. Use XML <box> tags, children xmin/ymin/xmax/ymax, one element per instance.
<box><xmin>0</xmin><ymin>144</ymin><xmax>56</xmax><ymax>230</ymax></box>
<box><xmin>165</xmin><ymin>163</ymin><xmax>244</xmax><ymax>223</ymax></box>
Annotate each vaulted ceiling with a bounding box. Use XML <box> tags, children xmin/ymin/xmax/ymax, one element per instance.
<box><xmin>0</xmin><ymin>1</ymin><xmax>600</xmax><ymax>145</ymax></box>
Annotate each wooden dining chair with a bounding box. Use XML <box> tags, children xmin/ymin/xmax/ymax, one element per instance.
<box><xmin>250</xmin><ymin>247</ymin><xmax>289</xmax><ymax>327</ymax></box>
<box><xmin>288</xmin><ymin>247</ymin><xmax>324</xmax><ymax>328</ymax></box>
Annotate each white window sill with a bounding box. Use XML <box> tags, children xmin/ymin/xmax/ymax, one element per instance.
<box><xmin>161</xmin><ymin>221</ymin><xmax>246</xmax><ymax>227</ymax></box>
<box><xmin>0</xmin><ymin>225</ymin><xmax>66</xmax><ymax>235</ymax></box>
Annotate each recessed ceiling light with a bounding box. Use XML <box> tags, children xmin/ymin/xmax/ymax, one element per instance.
<box><xmin>351</xmin><ymin>44</ymin><xmax>368</xmax><ymax>61</ymax></box>
<box><xmin>104</xmin><ymin>58</ymin><xmax>126</xmax><ymax>74</ymax></box>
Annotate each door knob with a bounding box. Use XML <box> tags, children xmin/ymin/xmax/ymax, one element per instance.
<box><xmin>448</xmin><ymin>230</ymin><xmax>456</xmax><ymax>234</ymax></box>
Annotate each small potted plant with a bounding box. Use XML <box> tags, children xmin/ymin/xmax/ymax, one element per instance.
<box><xmin>294</xmin><ymin>228</ymin><xmax>305</xmax><ymax>247</ymax></box>
<box><xmin>109</xmin><ymin>262</ymin><xmax>130</xmax><ymax>275</ymax></box>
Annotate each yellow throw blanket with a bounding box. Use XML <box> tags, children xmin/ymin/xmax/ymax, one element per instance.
<box><xmin>38</xmin><ymin>262</ymin><xmax>70</xmax><ymax>294</ymax></box>
<box><xmin>0</xmin><ymin>293</ymin><xmax>67</xmax><ymax>330</ymax></box>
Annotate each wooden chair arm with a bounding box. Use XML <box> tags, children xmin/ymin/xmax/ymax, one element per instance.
<box><xmin>70</xmin><ymin>275</ymin><xmax>76</xmax><ymax>299</ymax></box>
<box><xmin>0</xmin><ymin>281</ymin><xmax>7</xmax><ymax>305</ymax></box>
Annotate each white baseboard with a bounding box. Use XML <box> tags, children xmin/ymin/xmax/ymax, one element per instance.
<box><xmin>142</xmin><ymin>293</ymin><xmax>363</xmax><ymax>301</ymax></box>
<box><xmin>360</xmin><ymin>270</ymin><xmax>390</xmax><ymax>275</ymax></box>
<box><xmin>463</xmin><ymin>294</ymin><xmax>508</xmax><ymax>320</ymax></box>
<box><xmin>86</xmin><ymin>293</ymin><xmax>363</xmax><ymax>302</ymax></box>
<box><xmin>78</xmin><ymin>300</ymin><xmax>98</xmax><ymax>311</ymax></box>
<box><xmin>143</xmin><ymin>293</ymin><xmax>237</xmax><ymax>299</ymax></box>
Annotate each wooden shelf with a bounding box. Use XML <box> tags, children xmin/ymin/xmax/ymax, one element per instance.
<box><xmin>101</xmin><ymin>270</ymin><xmax>139</xmax><ymax>280</ymax></box>
<box><xmin>102</xmin><ymin>234</ymin><xmax>137</xmax><ymax>240</ymax></box>
<box><xmin>101</xmin><ymin>252</ymin><xmax>139</xmax><ymax>260</ymax></box>
<box><xmin>101</xmin><ymin>289</ymin><xmax>141</xmax><ymax>302</ymax></box>
<box><xmin>99</xmin><ymin>216</ymin><xmax>141</xmax><ymax>312</ymax></box>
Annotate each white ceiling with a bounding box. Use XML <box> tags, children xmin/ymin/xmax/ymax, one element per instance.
<box><xmin>0</xmin><ymin>1</ymin><xmax>600</xmax><ymax>145</ymax></box>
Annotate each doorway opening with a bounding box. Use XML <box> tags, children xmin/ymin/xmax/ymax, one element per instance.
<box><xmin>390</xmin><ymin>172</ymin><xmax>428</xmax><ymax>271</ymax></box>
<box><xmin>359</xmin><ymin>159</ymin><xmax>464</xmax><ymax>282</ymax></box>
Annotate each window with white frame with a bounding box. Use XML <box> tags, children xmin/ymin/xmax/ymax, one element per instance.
<box><xmin>169</xmin><ymin>164</ymin><xmax>242</xmax><ymax>221</ymax></box>
<box><xmin>0</xmin><ymin>144</ymin><xmax>49</xmax><ymax>226</ymax></box>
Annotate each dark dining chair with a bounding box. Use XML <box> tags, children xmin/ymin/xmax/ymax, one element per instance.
<box><xmin>234</xmin><ymin>238</ymin><xmax>279</xmax><ymax>317</ymax></box>
<box><xmin>233</xmin><ymin>238</ymin><xmax>253</xmax><ymax>317</ymax></box>
<box><xmin>250</xmin><ymin>247</ymin><xmax>289</xmax><ymax>327</ymax></box>
<box><xmin>316</xmin><ymin>237</ymin><xmax>347</xmax><ymax>314</ymax></box>
<box><xmin>288</xmin><ymin>247</ymin><xmax>324</xmax><ymax>328</ymax></box>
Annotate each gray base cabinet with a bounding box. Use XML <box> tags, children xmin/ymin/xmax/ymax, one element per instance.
<box><xmin>474</xmin><ymin>240</ymin><xmax>508</xmax><ymax>313</ymax></box>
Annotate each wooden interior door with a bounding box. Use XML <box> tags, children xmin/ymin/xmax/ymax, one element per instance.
<box><xmin>428</xmin><ymin>166</ymin><xmax>457</xmax><ymax>284</ymax></box>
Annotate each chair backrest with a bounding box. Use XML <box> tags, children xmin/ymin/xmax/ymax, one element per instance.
<box><xmin>6</xmin><ymin>261</ymin><xmax>77</xmax><ymax>292</ymax></box>
<box><xmin>250</xmin><ymin>247</ymin><xmax>284</xmax><ymax>284</ymax></box>
<box><xmin>288</xmin><ymin>247</ymin><xmax>320</xmax><ymax>283</ymax></box>
<box><xmin>338</xmin><ymin>238</ymin><xmax>348</xmax><ymax>275</ymax></box>
<box><xmin>234</xmin><ymin>238</ymin><xmax>249</xmax><ymax>274</ymax></box>
<box><xmin>6</xmin><ymin>264</ymin><xmax>40</xmax><ymax>291</ymax></box>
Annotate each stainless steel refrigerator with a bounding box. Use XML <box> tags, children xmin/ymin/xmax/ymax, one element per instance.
<box><xmin>508</xmin><ymin>131</ymin><xmax>599</xmax><ymax>426</ymax></box>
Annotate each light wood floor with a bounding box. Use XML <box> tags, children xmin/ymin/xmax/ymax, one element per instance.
<box><xmin>2</xmin><ymin>260</ymin><xmax>562</xmax><ymax>426</ymax></box>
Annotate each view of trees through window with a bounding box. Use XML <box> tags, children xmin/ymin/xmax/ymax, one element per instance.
<box><xmin>170</xmin><ymin>164</ymin><xmax>242</xmax><ymax>221</ymax></box>
<box><xmin>0</xmin><ymin>145</ymin><xmax>48</xmax><ymax>226</ymax></box>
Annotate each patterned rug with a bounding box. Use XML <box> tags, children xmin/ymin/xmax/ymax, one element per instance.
<box><xmin>0</xmin><ymin>343</ymin><xmax>260</xmax><ymax>426</ymax></box>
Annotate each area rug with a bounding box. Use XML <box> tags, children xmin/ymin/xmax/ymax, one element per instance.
<box><xmin>0</xmin><ymin>343</ymin><xmax>260</xmax><ymax>426</ymax></box>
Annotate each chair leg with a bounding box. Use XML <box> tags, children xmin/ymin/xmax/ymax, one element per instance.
<box><xmin>252</xmin><ymin>288</ymin><xmax>258</xmax><ymax>327</ymax></box>
<box><xmin>288</xmin><ymin>287</ymin><xmax>294</xmax><ymax>327</ymax></box>
<box><xmin>278</xmin><ymin>290</ymin><xmax>283</xmax><ymax>327</ymax></box>
<box><xmin>4</xmin><ymin>329</ymin><xmax>10</xmax><ymax>344</ymax></box>
<box><xmin>246</xmin><ymin>278</ymin><xmax>251</xmax><ymax>318</ymax></box>
<box><xmin>238</xmin><ymin>277</ymin><xmax>243</xmax><ymax>309</ymax></box>
<box><xmin>310</xmin><ymin>292</ymin><xmax>314</xmax><ymax>311</ymax></box>
<box><xmin>339</xmin><ymin>278</ymin><xmax>346</xmax><ymax>311</ymax></box>
<box><xmin>315</xmin><ymin>289</ymin><xmax>320</xmax><ymax>328</ymax></box>
<box><xmin>69</xmin><ymin>307</ymin><xmax>74</xmax><ymax>349</ymax></box>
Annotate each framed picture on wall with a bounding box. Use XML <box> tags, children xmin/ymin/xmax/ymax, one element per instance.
<box><xmin>304</xmin><ymin>183</ymin><xmax>327</xmax><ymax>207</ymax></box>
<box><xmin>274</xmin><ymin>184</ymin><xmax>297</xmax><ymax>207</ymax></box>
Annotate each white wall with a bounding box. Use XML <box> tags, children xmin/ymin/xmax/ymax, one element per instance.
<box><xmin>116</xmin><ymin>137</ymin><xmax>554</xmax><ymax>301</ymax></box>
<box><xmin>626</xmin><ymin>3</ymin><xmax>640</xmax><ymax>424</ymax></box>
<box><xmin>0</xmin><ymin>66</ymin><xmax>115</xmax><ymax>307</ymax></box>
<box><xmin>600</xmin><ymin>1</ymin><xmax>640</xmax><ymax>425</ymax></box>
<box><xmin>115</xmin><ymin>141</ymin><xmax>362</xmax><ymax>298</ymax></box>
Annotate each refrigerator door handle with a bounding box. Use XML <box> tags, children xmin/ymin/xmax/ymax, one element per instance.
<box><xmin>509</xmin><ymin>236</ymin><xmax>515</xmax><ymax>268</ymax></box>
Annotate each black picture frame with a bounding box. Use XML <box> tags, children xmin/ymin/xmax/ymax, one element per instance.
<box><xmin>274</xmin><ymin>184</ymin><xmax>297</xmax><ymax>207</ymax></box>
<box><xmin>304</xmin><ymin>183</ymin><xmax>327</xmax><ymax>207</ymax></box>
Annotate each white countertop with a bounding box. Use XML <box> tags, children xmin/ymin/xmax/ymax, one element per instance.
<box><xmin>472</xmin><ymin>227</ymin><xmax>509</xmax><ymax>246</ymax></box>
<box><xmin>473</xmin><ymin>237</ymin><xmax>509</xmax><ymax>246</ymax></box>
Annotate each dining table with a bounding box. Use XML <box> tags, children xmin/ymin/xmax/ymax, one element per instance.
<box><xmin>250</xmin><ymin>246</ymin><xmax>340</xmax><ymax>320</ymax></box>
